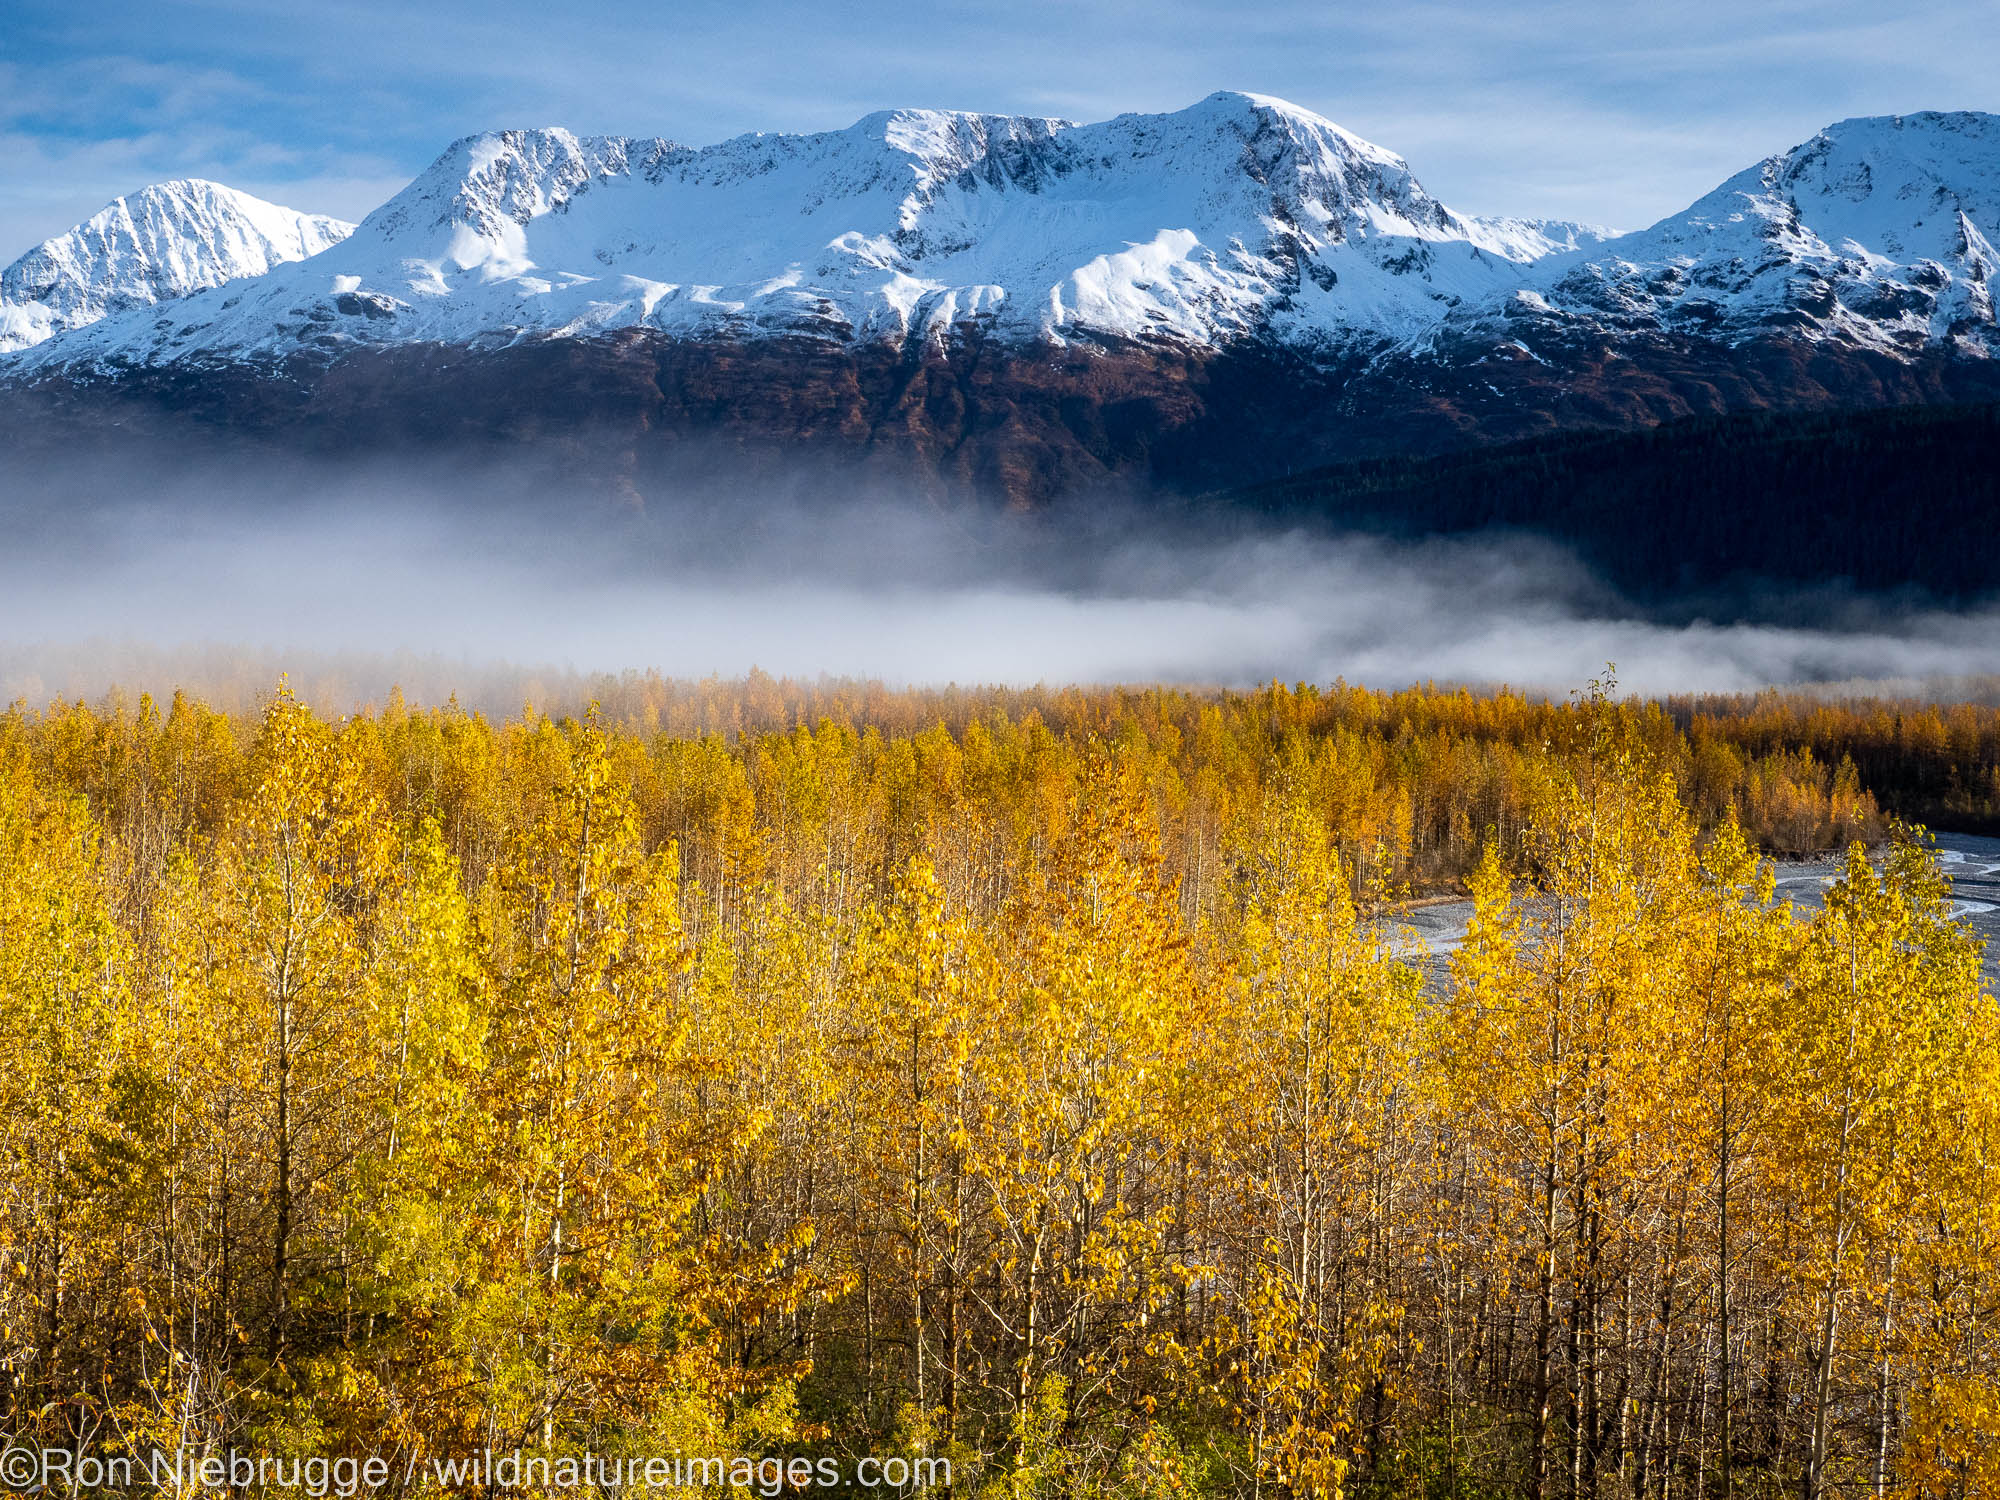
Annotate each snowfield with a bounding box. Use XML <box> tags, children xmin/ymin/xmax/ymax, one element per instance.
<box><xmin>3</xmin><ymin>94</ymin><xmax>1997</xmax><ymax>370</ymax></box>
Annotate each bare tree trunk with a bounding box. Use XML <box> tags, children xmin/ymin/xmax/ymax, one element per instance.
<box><xmin>268</xmin><ymin>882</ymin><xmax>297</xmax><ymax>1365</ymax></box>
<box><xmin>1532</xmin><ymin>1142</ymin><xmax>1561</xmax><ymax>1500</ymax></box>
<box><xmin>1872</xmin><ymin>1263</ymin><xmax>1896</xmax><ymax>1499</ymax></box>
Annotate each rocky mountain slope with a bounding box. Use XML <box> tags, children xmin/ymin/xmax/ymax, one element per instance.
<box><xmin>0</xmin><ymin>180</ymin><xmax>353</xmax><ymax>354</ymax></box>
<box><xmin>1508</xmin><ymin>110</ymin><xmax>2000</xmax><ymax>356</ymax></box>
<box><xmin>4</xmin><ymin>97</ymin><xmax>1999</xmax><ymax>520</ymax></box>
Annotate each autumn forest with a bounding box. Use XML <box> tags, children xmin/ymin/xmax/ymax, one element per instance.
<box><xmin>2</xmin><ymin>675</ymin><xmax>1998</xmax><ymax>1500</ymax></box>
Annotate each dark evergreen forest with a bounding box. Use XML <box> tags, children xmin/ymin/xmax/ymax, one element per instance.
<box><xmin>1237</xmin><ymin>402</ymin><xmax>2000</xmax><ymax>604</ymax></box>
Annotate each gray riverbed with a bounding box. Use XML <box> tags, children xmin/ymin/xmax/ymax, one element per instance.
<box><xmin>1391</xmin><ymin>832</ymin><xmax>2000</xmax><ymax>990</ymax></box>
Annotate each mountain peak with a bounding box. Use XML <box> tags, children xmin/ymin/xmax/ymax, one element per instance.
<box><xmin>1769</xmin><ymin>111</ymin><xmax>2000</xmax><ymax>228</ymax></box>
<box><xmin>1529</xmin><ymin>108</ymin><xmax>2000</xmax><ymax>353</ymax></box>
<box><xmin>12</xmin><ymin>93</ymin><xmax>1544</xmax><ymax>366</ymax></box>
<box><xmin>11</xmin><ymin>98</ymin><xmax>2000</xmax><ymax>372</ymax></box>
<box><xmin>0</xmin><ymin>179</ymin><xmax>353</xmax><ymax>354</ymax></box>
<box><xmin>1185</xmin><ymin>90</ymin><xmax>1387</xmax><ymax>144</ymax></box>
<box><xmin>1812</xmin><ymin>108</ymin><xmax>2000</xmax><ymax>140</ymax></box>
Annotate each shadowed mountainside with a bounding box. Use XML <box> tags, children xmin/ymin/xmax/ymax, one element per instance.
<box><xmin>11</xmin><ymin>326</ymin><xmax>2000</xmax><ymax>515</ymax></box>
<box><xmin>1235</xmin><ymin>400</ymin><xmax>2000</xmax><ymax>601</ymax></box>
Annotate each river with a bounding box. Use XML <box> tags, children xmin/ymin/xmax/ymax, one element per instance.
<box><xmin>1390</xmin><ymin>831</ymin><xmax>2000</xmax><ymax>990</ymax></box>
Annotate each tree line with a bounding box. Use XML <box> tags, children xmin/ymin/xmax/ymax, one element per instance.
<box><xmin>0</xmin><ymin>677</ymin><xmax>1993</xmax><ymax>1498</ymax></box>
<box><xmin>1237</xmin><ymin>401</ymin><xmax>2000</xmax><ymax>601</ymax></box>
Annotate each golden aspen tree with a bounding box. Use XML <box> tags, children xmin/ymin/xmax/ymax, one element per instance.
<box><xmin>0</xmin><ymin>764</ymin><xmax>133</xmax><ymax>1450</ymax></box>
<box><xmin>967</xmin><ymin>772</ymin><xmax>1196</xmax><ymax>1484</ymax></box>
<box><xmin>1664</xmin><ymin>814</ymin><xmax>1795</xmax><ymax>1500</ymax></box>
<box><xmin>675</xmin><ymin>881</ymin><xmax>844</xmax><ymax>1401</ymax></box>
<box><xmin>112</xmin><ymin>842</ymin><xmax>244</xmax><ymax>1464</ymax></box>
<box><xmin>1439</xmin><ymin>685</ymin><xmax>1707</xmax><ymax>1500</ymax></box>
<box><xmin>842</xmin><ymin>856</ymin><xmax>994</xmax><ymax>1454</ymax></box>
<box><xmin>1432</xmin><ymin>842</ymin><xmax>1543</xmax><ymax>1490</ymax></box>
<box><xmin>332</xmin><ymin>814</ymin><xmax>488</xmax><ymax>1459</ymax></box>
<box><xmin>1777</xmin><ymin>834</ymin><xmax>1987</xmax><ymax>1500</ymax></box>
<box><xmin>1900</xmin><ymin>972</ymin><xmax>2000</xmax><ymax>1499</ymax></box>
<box><xmin>475</xmin><ymin>715</ymin><xmax>785</xmax><ymax>1460</ymax></box>
<box><xmin>175</xmin><ymin>688</ymin><xmax>395</xmax><ymax>1381</ymax></box>
<box><xmin>1212</xmin><ymin>788</ymin><xmax>1421</xmax><ymax>1500</ymax></box>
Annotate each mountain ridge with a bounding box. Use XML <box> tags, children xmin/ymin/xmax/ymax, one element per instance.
<box><xmin>0</xmin><ymin>93</ymin><xmax>1642</xmax><ymax>370</ymax></box>
<box><xmin>6</xmin><ymin>95</ymin><xmax>2000</xmax><ymax>536</ymax></box>
<box><xmin>1508</xmin><ymin>110</ymin><xmax>2000</xmax><ymax>356</ymax></box>
<box><xmin>5</xmin><ymin>98</ymin><xmax>1996</xmax><ymax>373</ymax></box>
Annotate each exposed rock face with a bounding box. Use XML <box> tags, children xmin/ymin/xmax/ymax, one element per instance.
<box><xmin>6</xmin><ymin>98</ymin><xmax>2000</xmax><ymax>514</ymax></box>
<box><xmin>15</xmin><ymin>326</ymin><xmax>2000</xmax><ymax>515</ymax></box>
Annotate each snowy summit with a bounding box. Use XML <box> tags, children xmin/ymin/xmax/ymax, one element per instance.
<box><xmin>0</xmin><ymin>94</ymin><xmax>1613</xmax><ymax>368</ymax></box>
<box><xmin>0</xmin><ymin>180</ymin><xmax>353</xmax><ymax>354</ymax></box>
<box><xmin>3</xmin><ymin>97</ymin><xmax>1997</xmax><ymax>371</ymax></box>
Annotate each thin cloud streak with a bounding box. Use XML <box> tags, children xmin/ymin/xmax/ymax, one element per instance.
<box><xmin>3</xmin><ymin>0</ymin><xmax>1996</xmax><ymax>251</ymax></box>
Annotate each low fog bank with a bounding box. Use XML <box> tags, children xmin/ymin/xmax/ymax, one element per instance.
<box><xmin>7</xmin><ymin>450</ymin><xmax>2000</xmax><ymax>710</ymax></box>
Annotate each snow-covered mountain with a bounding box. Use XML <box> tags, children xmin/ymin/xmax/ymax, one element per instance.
<box><xmin>7</xmin><ymin>95</ymin><xmax>2000</xmax><ymax>521</ymax></box>
<box><xmin>6</xmin><ymin>100</ymin><xmax>2000</xmax><ymax>375</ymax></box>
<box><xmin>0</xmin><ymin>180</ymin><xmax>353</xmax><ymax>354</ymax></box>
<box><xmin>1523</xmin><ymin>111</ymin><xmax>2000</xmax><ymax>355</ymax></box>
<box><xmin>9</xmin><ymin>98</ymin><xmax>2000</xmax><ymax>603</ymax></box>
<box><xmin>2</xmin><ymin>93</ymin><xmax>1619</xmax><ymax>369</ymax></box>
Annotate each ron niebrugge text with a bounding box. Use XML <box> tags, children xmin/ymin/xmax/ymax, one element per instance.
<box><xmin>0</xmin><ymin>1446</ymin><xmax>951</xmax><ymax>1494</ymax></box>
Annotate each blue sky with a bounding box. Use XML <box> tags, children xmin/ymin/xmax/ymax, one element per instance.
<box><xmin>3</xmin><ymin>0</ymin><xmax>1995</xmax><ymax>256</ymax></box>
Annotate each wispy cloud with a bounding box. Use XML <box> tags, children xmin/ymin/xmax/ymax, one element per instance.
<box><xmin>0</xmin><ymin>50</ymin><xmax>412</xmax><ymax>248</ymax></box>
<box><xmin>6</xmin><ymin>452</ymin><xmax>2000</xmax><ymax>701</ymax></box>
<box><xmin>3</xmin><ymin>0</ymin><xmax>1995</xmax><ymax>257</ymax></box>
